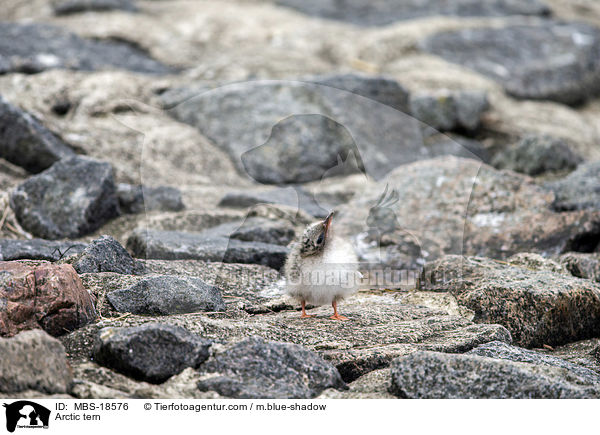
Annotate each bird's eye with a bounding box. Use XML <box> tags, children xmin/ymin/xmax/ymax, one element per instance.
<box><xmin>316</xmin><ymin>233</ymin><xmax>324</xmax><ymax>244</ymax></box>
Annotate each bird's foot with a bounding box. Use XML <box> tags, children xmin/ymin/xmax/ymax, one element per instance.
<box><xmin>330</xmin><ymin>314</ymin><xmax>349</xmax><ymax>321</ymax></box>
<box><xmin>300</xmin><ymin>313</ymin><xmax>315</xmax><ymax>319</ymax></box>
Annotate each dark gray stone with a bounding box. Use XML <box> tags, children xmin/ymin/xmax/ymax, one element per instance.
<box><xmin>389</xmin><ymin>351</ymin><xmax>600</xmax><ymax>398</ymax></box>
<box><xmin>410</xmin><ymin>91</ymin><xmax>488</xmax><ymax>132</ymax></box>
<box><xmin>547</xmin><ymin>161</ymin><xmax>600</xmax><ymax>211</ymax></box>
<box><xmin>0</xmin><ymin>239</ymin><xmax>87</xmax><ymax>261</ymax></box>
<box><xmin>116</xmin><ymin>184</ymin><xmax>185</xmax><ymax>214</ymax></box>
<box><xmin>559</xmin><ymin>253</ymin><xmax>600</xmax><ymax>282</ymax></box>
<box><xmin>10</xmin><ymin>156</ymin><xmax>120</xmax><ymax>239</ymax></box>
<box><xmin>421</xmin><ymin>21</ymin><xmax>600</xmax><ymax>105</ymax></box>
<box><xmin>492</xmin><ymin>135</ymin><xmax>583</xmax><ymax>176</ymax></box>
<box><xmin>467</xmin><ymin>341</ymin><xmax>600</xmax><ymax>384</ymax></box>
<box><xmin>93</xmin><ymin>324</ymin><xmax>211</xmax><ymax>383</ymax></box>
<box><xmin>107</xmin><ymin>275</ymin><xmax>226</xmax><ymax>315</ymax></box>
<box><xmin>71</xmin><ymin>235</ymin><xmax>134</xmax><ymax>274</ymax></box>
<box><xmin>276</xmin><ymin>0</ymin><xmax>550</xmax><ymax>26</ymax></box>
<box><xmin>197</xmin><ymin>336</ymin><xmax>347</xmax><ymax>398</ymax></box>
<box><xmin>0</xmin><ymin>95</ymin><xmax>75</xmax><ymax>173</ymax></box>
<box><xmin>163</xmin><ymin>80</ymin><xmax>423</xmax><ymax>181</ymax></box>
<box><xmin>205</xmin><ymin>217</ymin><xmax>296</xmax><ymax>246</ymax></box>
<box><xmin>0</xmin><ymin>330</ymin><xmax>72</xmax><ymax>394</ymax></box>
<box><xmin>0</xmin><ymin>22</ymin><xmax>172</xmax><ymax>75</ymax></box>
<box><xmin>53</xmin><ymin>0</ymin><xmax>137</xmax><ymax>15</ymax></box>
<box><xmin>127</xmin><ymin>229</ymin><xmax>289</xmax><ymax>270</ymax></box>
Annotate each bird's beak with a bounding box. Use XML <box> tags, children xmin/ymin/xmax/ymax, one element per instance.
<box><xmin>323</xmin><ymin>211</ymin><xmax>334</xmax><ymax>234</ymax></box>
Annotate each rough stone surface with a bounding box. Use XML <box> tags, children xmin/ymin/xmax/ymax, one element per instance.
<box><xmin>0</xmin><ymin>95</ymin><xmax>75</xmax><ymax>173</ymax></box>
<box><xmin>93</xmin><ymin>324</ymin><xmax>211</xmax><ymax>383</ymax></box>
<box><xmin>205</xmin><ymin>217</ymin><xmax>297</xmax><ymax>247</ymax></box>
<box><xmin>127</xmin><ymin>228</ymin><xmax>289</xmax><ymax>270</ymax></box>
<box><xmin>107</xmin><ymin>275</ymin><xmax>226</xmax><ymax>315</ymax></box>
<box><xmin>116</xmin><ymin>184</ymin><xmax>185</xmax><ymax>214</ymax></box>
<box><xmin>421</xmin><ymin>21</ymin><xmax>600</xmax><ymax>105</ymax></box>
<box><xmin>0</xmin><ymin>22</ymin><xmax>172</xmax><ymax>75</ymax></box>
<box><xmin>10</xmin><ymin>156</ymin><xmax>120</xmax><ymax>239</ymax></box>
<box><xmin>492</xmin><ymin>135</ymin><xmax>583</xmax><ymax>176</ymax></box>
<box><xmin>409</xmin><ymin>90</ymin><xmax>488</xmax><ymax>131</ymax></box>
<box><xmin>276</xmin><ymin>0</ymin><xmax>550</xmax><ymax>26</ymax></box>
<box><xmin>559</xmin><ymin>253</ymin><xmax>600</xmax><ymax>282</ymax></box>
<box><xmin>547</xmin><ymin>161</ymin><xmax>600</xmax><ymax>211</ymax></box>
<box><xmin>53</xmin><ymin>0</ymin><xmax>137</xmax><ymax>15</ymax></box>
<box><xmin>197</xmin><ymin>336</ymin><xmax>347</xmax><ymax>398</ymax></box>
<box><xmin>0</xmin><ymin>239</ymin><xmax>87</xmax><ymax>262</ymax></box>
<box><xmin>0</xmin><ymin>329</ymin><xmax>72</xmax><ymax>394</ymax></box>
<box><xmin>71</xmin><ymin>235</ymin><xmax>134</xmax><ymax>274</ymax></box>
<box><xmin>389</xmin><ymin>351</ymin><xmax>600</xmax><ymax>399</ymax></box>
<box><xmin>421</xmin><ymin>255</ymin><xmax>600</xmax><ymax>347</ymax></box>
<box><xmin>0</xmin><ymin>261</ymin><xmax>97</xmax><ymax>337</ymax></box>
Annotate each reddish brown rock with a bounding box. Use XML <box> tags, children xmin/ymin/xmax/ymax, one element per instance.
<box><xmin>0</xmin><ymin>261</ymin><xmax>96</xmax><ymax>337</ymax></box>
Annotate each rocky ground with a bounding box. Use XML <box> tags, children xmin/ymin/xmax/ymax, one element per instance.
<box><xmin>2</xmin><ymin>0</ymin><xmax>600</xmax><ymax>399</ymax></box>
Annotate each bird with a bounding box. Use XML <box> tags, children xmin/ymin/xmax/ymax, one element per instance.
<box><xmin>284</xmin><ymin>211</ymin><xmax>361</xmax><ymax>320</ymax></box>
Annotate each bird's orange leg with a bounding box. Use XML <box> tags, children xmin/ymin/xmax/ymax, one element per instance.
<box><xmin>300</xmin><ymin>300</ymin><xmax>314</xmax><ymax>318</ymax></box>
<box><xmin>330</xmin><ymin>300</ymin><xmax>348</xmax><ymax>321</ymax></box>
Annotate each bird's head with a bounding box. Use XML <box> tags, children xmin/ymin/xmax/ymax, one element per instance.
<box><xmin>298</xmin><ymin>211</ymin><xmax>334</xmax><ymax>257</ymax></box>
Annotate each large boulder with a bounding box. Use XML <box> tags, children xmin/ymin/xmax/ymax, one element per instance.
<box><xmin>0</xmin><ymin>329</ymin><xmax>72</xmax><ymax>394</ymax></box>
<box><xmin>107</xmin><ymin>275</ymin><xmax>226</xmax><ymax>315</ymax></box>
<box><xmin>276</xmin><ymin>0</ymin><xmax>550</xmax><ymax>26</ymax></box>
<box><xmin>10</xmin><ymin>156</ymin><xmax>120</xmax><ymax>239</ymax></box>
<box><xmin>389</xmin><ymin>350</ymin><xmax>599</xmax><ymax>398</ymax></box>
<box><xmin>0</xmin><ymin>22</ymin><xmax>172</xmax><ymax>75</ymax></box>
<box><xmin>0</xmin><ymin>96</ymin><xmax>75</xmax><ymax>173</ymax></box>
<box><xmin>197</xmin><ymin>336</ymin><xmax>347</xmax><ymax>398</ymax></box>
<box><xmin>93</xmin><ymin>324</ymin><xmax>211</xmax><ymax>384</ymax></box>
<box><xmin>0</xmin><ymin>261</ymin><xmax>97</xmax><ymax>337</ymax></box>
<box><xmin>421</xmin><ymin>255</ymin><xmax>600</xmax><ymax>347</ymax></box>
<box><xmin>0</xmin><ymin>239</ymin><xmax>87</xmax><ymax>262</ymax></box>
<box><xmin>421</xmin><ymin>21</ymin><xmax>600</xmax><ymax>105</ymax></box>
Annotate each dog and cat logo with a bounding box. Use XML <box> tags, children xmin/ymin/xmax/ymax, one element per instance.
<box><xmin>2</xmin><ymin>401</ymin><xmax>50</xmax><ymax>432</ymax></box>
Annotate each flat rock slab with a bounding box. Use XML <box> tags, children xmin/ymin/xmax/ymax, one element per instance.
<box><xmin>10</xmin><ymin>156</ymin><xmax>120</xmax><ymax>240</ymax></box>
<box><xmin>197</xmin><ymin>336</ymin><xmax>347</xmax><ymax>398</ymax></box>
<box><xmin>70</xmin><ymin>235</ymin><xmax>134</xmax><ymax>274</ymax></box>
<box><xmin>0</xmin><ymin>96</ymin><xmax>75</xmax><ymax>173</ymax></box>
<box><xmin>390</xmin><ymin>350</ymin><xmax>600</xmax><ymax>398</ymax></box>
<box><xmin>107</xmin><ymin>275</ymin><xmax>226</xmax><ymax>315</ymax></box>
<box><xmin>0</xmin><ymin>22</ymin><xmax>172</xmax><ymax>75</ymax></box>
<box><xmin>0</xmin><ymin>261</ymin><xmax>97</xmax><ymax>337</ymax></box>
<box><xmin>116</xmin><ymin>184</ymin><xmax>185</xmax><ymax>215</ymax></box>
<box><xmin>276</xmin><ymin>0</ymin><xmax>550</xmax><ymax>26</ymax></box>
<box><xmin>127</xmin><ymin>228</ymin><xmax>289</xmax><ymax>270</ymax></box>
<box><xmin>0</xmin><ymin>239</ymin><xmax>87</xmax><ymax>262</ymax></box>
<box><xmin>421</xmin><ymin>21</ymin><xmax>600</xmax><ymax>105</ymax></box>
<box><xmin>93</xmin><ymin>323</ymin><xmax>211</xmax><ymax>384</ymax></box>
<box><xmin>0</xmin><ymin>329</ymin><xmax>72</xmax><ymax>394</ymax></box>
<box><xmin>421</xmin><ymin>255</ymin><xmax>600</xmax><ymax>347</ymax></box>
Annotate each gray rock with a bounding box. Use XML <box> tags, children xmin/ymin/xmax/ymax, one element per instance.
<box><xmin>0</xmin><ymin>239</ymin><xmax>87</xmax><ymax>261</ymax></box>
<box><xmin>71</xmin><ymin>235</ymin><xmax>134</xmax><ymax>274</ymax></box>
<box><xmin>93</xmin><ymin>324</ymin><xmax>211</xmax><ymax>384</ymax></box>
<box><xmin>276</xmin><ymin>0</ymin><xmax>550</xmax><ymax>26</ymax></box>
<box><xmin>10</xmin><ymin>156</ymin><xmax>120</xmax><ymax>239</ymax></box>
<box><xmin>410</xmin><ymin>91</ymin><xmax>488</xmax><ymax>132</ymax></box>
<box><xmin>163</xmin><ymin>80</ymin><xmax>423</xmax><ymax>181</ymax></box>
<box><xmin>107</xmin><ymin>275</ymin><xmax>226</xmax><ymax>315</ymax></box>
<box><xmin>197</xmin><ymin>336</ymin><xmax>347</xmax><ymax>398</ymax></box>
<box><xmin>206</xmin><ymin>217</ymin><xmax>296</xmax><ymax>246</ymax></box>
<box><xmin>0</xmin><ymin>95</ymin><xmax>75</xmax><ymax>173</ymax></box>
<box><xmin>453</xmin><ymin>91</ymin><xmax>490</xmax><ymax>130</ymax></box>
<box><xmin>0</xmin><ymin>330</ymin><xmax>72</xmax><ymax>394</ymax></box>
<box><xmin>547</xmin><ymin>161</ymin><xmax>600</xmax><ymax>211</ymax></box>
<box><xmin>219</xmin><ymin>186</ymin><xmax>329</xmax><ymax>218</ymax></box>
<box><xmin>53</xmin><ymin>0</ymin><xmax>137</xmax><ymax>15</ymax></box>
<box><xmin>389</xmin><ymin>351</ymin><xmax>599</xmax><ymax>398</ymax></box>
<box><xmin>425</xmin><ymin>134</ymin><xmax>491</xmax><ymax>163</ymax></box>
<box><xmin>0</xmin><ymin>22</ymin><xmax>172</xmax><ymax>75</ymax></box>
<box><xmin>116</xmin><ymin>184</ymin><xmax>185</xmax><ymax>214</ymax></box>
<box><xmin>127</xmin><ymin>228</ymin><xmax>289</xmax><ymax>270</ymax></box>
<box><xmin>421</xmin><ymin>21</ymin><xmax>600</xmax><ymax>105</ymax></box>
<box><xmin>310</xmin><ymin>73</ymin><xmax>410</xmax><ymax>112</ymax></box>
<box><xmin>421</xmin><ymin>255</ymin><xmax>600</xmax><ymax>347</ymax></box>
<box><xmin>467</xmin><ymin>340</ymin><xmax>600</xmax><ymax>384</ymax></box>
<box><xmin>559</xmin><ymin>253</ymin><xmax>600</xmax><ymax>282</ymax></box>
<box><xmin>492</xmin><ymin>135</ymin><xmax>583</xmax><ymax>176</ymax></box>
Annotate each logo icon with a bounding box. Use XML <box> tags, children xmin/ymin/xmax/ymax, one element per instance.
<box><xmin>3</xmin><ymin>401</ymin><xmax>50</xmax><ymax>433</ymax></box>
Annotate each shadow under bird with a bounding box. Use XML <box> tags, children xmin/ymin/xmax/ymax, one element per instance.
<box><xmin>284</xmin><ymin>211</ymin><xmax>361</xmax><ymax>320</ymax></box>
